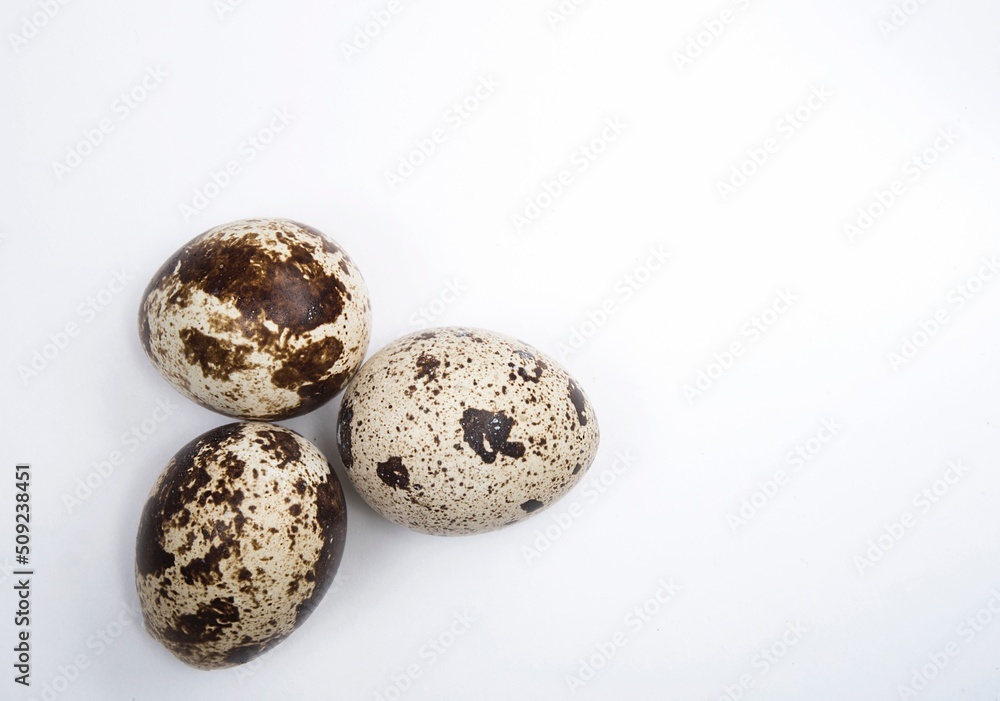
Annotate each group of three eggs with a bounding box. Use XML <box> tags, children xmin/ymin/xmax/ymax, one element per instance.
<box><xmin>134</xmin><ymin>218</ymin><xmax>600</xmax><ymax>669</ymax></box>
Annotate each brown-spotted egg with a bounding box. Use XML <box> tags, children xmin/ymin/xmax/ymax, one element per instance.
<box><xmin>336</xmin><ymin>327</ymin><xmax>600</xmax><ymax>535</ymax></box>
<box><xmin>134</xmin><ymin>422</ymin><xmax>347</xmax><ymax>669</ymax></box>
<box><xmin>138</xmin><ymin>218</ymin><xmax>371</xmax><ymax>420</ymax></box>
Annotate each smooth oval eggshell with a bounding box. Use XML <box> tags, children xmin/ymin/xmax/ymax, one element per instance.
<box><xmin>138</xmin><ymin>218</ymin><xmax>372</xmax><ymax>420</ymax></box>
<box><xmin>337</xmin><ymin>327</ymin><xmax>600</xmax><ymax>535</ymax></box>
<box><xmin>135</xmin><ymin>422</ymin><xmax>347</xmax><ymax>669</ymax></box>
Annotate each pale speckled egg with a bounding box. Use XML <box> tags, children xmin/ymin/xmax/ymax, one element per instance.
<box><xmin>134</xmin><ymin>422</ymin><xmax>347</xmax><ymax>669</ymax></box>
<box><xmin>336</xmin><ymin>327</ymin><xmax>600</xmax><ymax>535</ymax></box>
<box><xmin>138</xmin><ymin>218</ymin><xmax>372</xmax><ymax>420</ymax></box>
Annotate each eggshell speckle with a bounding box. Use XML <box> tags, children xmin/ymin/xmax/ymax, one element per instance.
<box><xmin>135</xmin><ymin>422</ymin><xmax>347</xmax><ymax>669</ymax></box>
<box><xmin>138</xmin><ymin>218</ymin><xmax>371</xmax><ymax>420</ymax></box>
<box><xmin>337</xmin><ymin>327</ymin><xmax>600</xmax><ymax>535</ymax></box>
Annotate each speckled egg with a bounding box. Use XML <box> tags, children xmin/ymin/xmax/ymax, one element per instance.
<box><xmin>135</xmin><ymin>422</ymin><xmax>347</xmax><ymax>669</ymax></box>
<box><xmin>138</xmin><ymin>218</ymin><xmax>372</xmax><ymax>420</ymax></box>
<box><xmin>336</xmin><ymin>327</ymin><xmax>600</xmax><ymax>535</ymax></box>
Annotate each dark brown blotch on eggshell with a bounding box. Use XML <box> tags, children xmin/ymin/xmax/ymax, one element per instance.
<box><xmin>520</xmin><ymin>499</ymin><xmax>544</xmax><ymax>513</ymax></box>
<box><xmin>170</xmin><ymin>230</ymin><xmax>346</xmax><ymax>336</ymax></box>
<box><xmin>270</xmin><ymin>336</ymin><xmax>345</xmax><ymax>391</ymax></box>
<box><xmin>179</xmin><ymin>328</ymin><xmax>254</xmax><ymax>381</ymax></box>
<box><xmin>460</xmin><ymin>409</ymin><xmax>526</xmax><ymax>465</ymax></box>
<box><xmin>337</xmin><ymin>402</ymin><xmax>354</xmax><ymax>470</ymax></box>
<box><xmin>415</xmin><ymin>352</ymin><xmax>441</xmax><ymax>384</ymax></box>
<box><xmin>377</xmin><ymin>457</ymin><xmax>410</xmax><ymax>490</ymax></box>
<box><xmin>567</xmin><ymin>378</ymin><xmax>589</xmax><ymax>428</ymax></box>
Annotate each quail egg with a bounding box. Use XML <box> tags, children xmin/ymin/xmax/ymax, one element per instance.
<box><xmin>135</xmin><ymin>422</ymin><xmax>347</xmax><ymax>669</ymax></box>
<box><xmin>336</xmin><ymin>327</ymin><xmax>599</xmax><ymax>535</ymax></box>
<box><xmin>138</xmin><ymin>218</ymin><xmax>371</xmax><ymax>420</ymax></box>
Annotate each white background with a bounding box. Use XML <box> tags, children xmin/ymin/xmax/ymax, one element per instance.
<box><xmin>2</xmin><ymin>0</ymin><xmax>1000</xmax><ymax>699</ymax></box>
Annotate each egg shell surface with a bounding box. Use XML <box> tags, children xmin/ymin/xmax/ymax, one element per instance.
<box><xmin>337</xmin><ymin>327</ymin><xmax>600</xmax><ymax>535</ymax></box>
<box><xmin>138</xmin><ymin>218</ymin><xmax>371</xmax><ymax>420</ymax></box>
<box><xmin>135</xmin><ymin>422</ymin><xmax>347</xmax><ymax>669</ymax></box>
